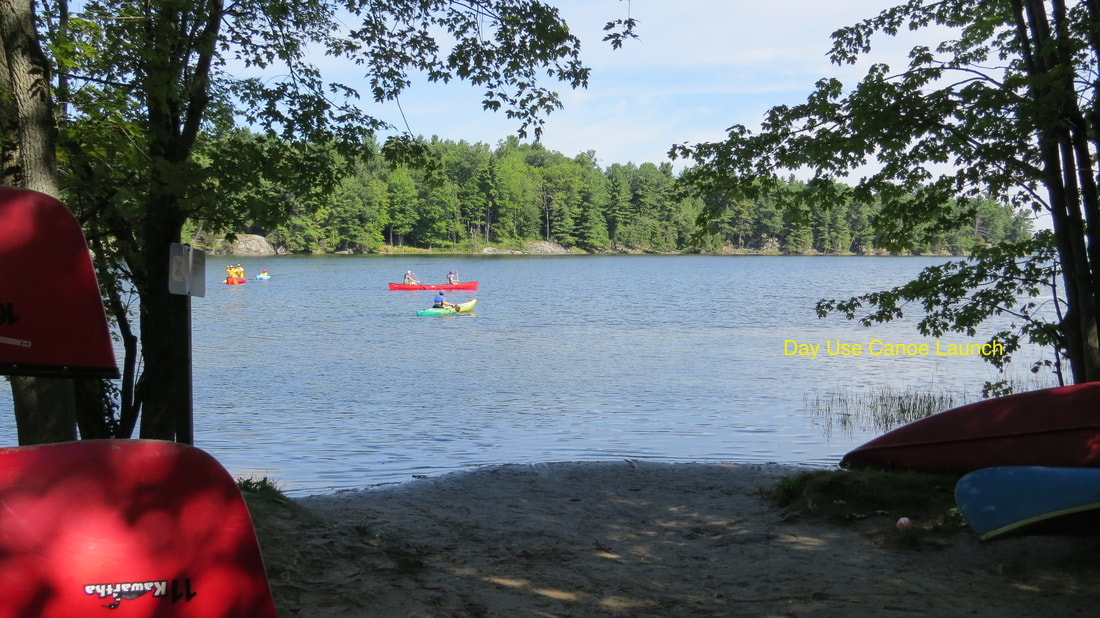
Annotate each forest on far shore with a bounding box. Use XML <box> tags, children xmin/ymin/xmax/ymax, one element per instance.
<box><xmin>186</xmin><ymin>135</ymin><xmax>1033</xmax><ymax>256</ymax></box>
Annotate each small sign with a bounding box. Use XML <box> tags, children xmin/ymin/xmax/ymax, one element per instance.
<box><xmin>169</xmin><ymin>244</ymin><xmax>206</xmax><ymax>297</ymax></box>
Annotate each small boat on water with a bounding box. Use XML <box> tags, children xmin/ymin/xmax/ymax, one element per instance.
<box><xmin>841</xmin><ymin>382</ymin><xmax>1100</xmax><ymax>474</ymax></box>
<box><xmin>417</xmin><ymin>299</ymin><xmax>476</xmax><ymax>316</ymax></box>
<box><xmin>389</xmin><ymin>281</ymin><xmax>478</xmax><ymax>291</ymax></box>
<box><xmin>223</xmin><ymin>277</ymin><xmax>247</xmax><ymax>285</ymax></box>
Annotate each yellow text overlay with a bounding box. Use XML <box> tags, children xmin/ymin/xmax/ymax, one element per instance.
<box><xmin>783</xmin><ymin>339</ymin><xmax>1004</xmax><ymax>360</ymax></box>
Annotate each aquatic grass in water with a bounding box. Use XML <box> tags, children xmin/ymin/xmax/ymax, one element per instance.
<box><xmin>805</xmin><ymin>387</ymin><xmax>960</xmax><ymax>438</ymax></box>
<box><xmin>806</xmin><ymin>374</ymin><xmax>1061</xmax><ymax>438</ymax></box>
<box><xmin>865</xmin><ymin>388</ymin><xmax>957</xmax><ymax>431</ymax></box>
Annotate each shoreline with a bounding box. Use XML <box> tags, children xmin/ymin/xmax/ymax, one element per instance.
<box><xmin>251</xmin><ymin>460</ymin><xmax>1100</xmax><ymax>617</ymax></box>
<box><xmin>268</xmin><ymin>458</ymin><xmax>838</xmax><ymax>499</ymax></box>
<box><xmin>209</xmin><ymin>234</ymin><xmax>965</xmax><ymax>258</ymax></box>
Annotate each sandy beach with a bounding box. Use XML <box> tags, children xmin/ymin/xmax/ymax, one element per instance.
<box><xmin>249</xmin><ymin>461</ymin><xmax>1100</xmax><ymax>617</ymax></box>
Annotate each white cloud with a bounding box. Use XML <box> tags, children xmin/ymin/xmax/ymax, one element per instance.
<box><xmin>277</xmin><ymin>1</ymin><xmax>958</xmax><ymax>169</ymax></box>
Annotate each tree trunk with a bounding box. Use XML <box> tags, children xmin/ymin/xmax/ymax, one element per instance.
<box><xmin>0</xmin><ymin>0</ymin><xmax>78</xmax><ymax>443</ymax></box>
<box><xmin>136</xmin><ymin>203</ymin><xmax>191</xmax><ymax>441</ymax></box>
<box><xmin>134</xmin><ymin>1</ymin><xmax>223</xmax><ymax>441</ymax></box>
<box><xmin>1016</xmin><ymin>0</ymin><xmax>1100</xmax><ymax>382</ymax></box>
<box><xmin>9</xmin><ymin>376</ymin><xmax>75</xmax><ymax>443</ymax></box>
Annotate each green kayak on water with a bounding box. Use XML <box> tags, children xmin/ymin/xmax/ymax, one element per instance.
<box><xmin>416</xmin><ymin>298</ymin><xmax>476</xmax><ymax>316</ymax></box>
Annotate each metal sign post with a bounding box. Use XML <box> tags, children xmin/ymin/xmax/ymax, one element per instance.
<box><xmin>169</xmin><ymin>243</ymin><xmax>205</xmax><ymax>444</ymax></box>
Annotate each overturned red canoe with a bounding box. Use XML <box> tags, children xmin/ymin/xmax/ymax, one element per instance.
<box><xmin>841</xmin><ymin>382</ymin><xmax>1100</xmax><ymax>474</ymax></box>
<box><xmin>0</xmin><ymin>439</ymin><xmax>277</xmax><ymax>617</ymax></box>
<box><xmin>0</xmin><ymin>187</ymin><xmax>117</xmax><ymax>378</ymax></box>
<box><xmin>388</xmin><ymin>280</ymin><xmax>478</xmax><ymax>290</ymax></box>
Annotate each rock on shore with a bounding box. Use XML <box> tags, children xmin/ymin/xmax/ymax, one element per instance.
<box><xmin>217</xmin><ymin>234</ymin><xmax>275</xmax><ymax>255</ymax></box>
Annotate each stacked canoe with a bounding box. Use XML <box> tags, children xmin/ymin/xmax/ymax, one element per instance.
<box><xmin>840</xmin><ymin>382</ymin><xmax>1100</xmax><ymax>540</ymax></box>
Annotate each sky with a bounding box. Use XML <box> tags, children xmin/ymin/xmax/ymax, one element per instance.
<box><xmin>352</xmin><ymin>0</ymin><xmax>934</xmax><ymax>171</ymax></box>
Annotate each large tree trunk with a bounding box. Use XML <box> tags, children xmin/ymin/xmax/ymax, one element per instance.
<box><xmin>1016</xmin><ymin>0</ymin><xmax>1100</xmax><ymax>383</ymax></box>
<box><xmin>9</xmin><ymin>377</ymin><xmax>75</xmax><ymax>443</ymax></box>
<box><xmin>0</xmin><ymin>0</ymin><xmax>78</xmax><ymax>443</ymax></box>
<box><xmin>134</xmin><ymin>1</ymin><xmax>222</xmax><ymax>441</ymax></box>
<box><xmin>136</xmin><ymin>193</ymin><xmax>190</xmax><ymax>441</ymax></box>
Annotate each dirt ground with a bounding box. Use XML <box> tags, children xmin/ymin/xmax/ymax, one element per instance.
<box><xmin>246</xmin><ymin>461</ymin><xmax>1100</xmax><ymax>617</ymax></box>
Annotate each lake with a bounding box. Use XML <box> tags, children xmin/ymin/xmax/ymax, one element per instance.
<box><xmin>0</xmin><ymin>254</ymin><xmax>1058</xmax><ymax>495</ymax></box>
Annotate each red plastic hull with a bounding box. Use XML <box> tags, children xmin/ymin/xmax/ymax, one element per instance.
<box><xmin>0</xmin><ymin>439</ymin><xmax>276</xmax><ymax>617</ymax></box>
<box><xmin>223</xmin><ymin>277</ymin><xmax>247</xmax><ymax>285</ymax></box>
<box><xmin>0</xmin><ymin>187</ymin><xmax>118</xmax><ymax>378</ymax></box>
<box><xmin>388</xmin><ymin>281</ymin><xmax>478</xmax><ymax>290</ymax></box>
<box><xmin>841</xmin><ymin>383</ymin><xmax>1100</xmax><ymax>474</ymax></box>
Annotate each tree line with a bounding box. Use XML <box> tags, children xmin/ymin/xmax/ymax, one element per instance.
<box><xmin>195</xmin><ymin>134</ymin><xmax>1031</xmax><ymax>256</ymax></box>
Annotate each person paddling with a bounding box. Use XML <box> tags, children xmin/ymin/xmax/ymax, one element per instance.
<box><xmin>433</xmin><ymin>292</ymin><xmax>456</xmax><ymax>310</ymax></box>
<box><xmin>404</xmin><ymin>270</ymin><xmax>420</xmax><ymax>284</ymax></box>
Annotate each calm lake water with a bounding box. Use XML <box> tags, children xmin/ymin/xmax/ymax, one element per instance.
<box><xmin>0</xmin><ymin>255</ymin><xmax>1057</xmax><ymax>495</ymax></box>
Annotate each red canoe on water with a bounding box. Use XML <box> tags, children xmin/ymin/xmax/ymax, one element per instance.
<box><xmin>841</xmin><ymin>382</ymin><xmax>1100</xmax><ymax>474</ymax></box>
<box><xmin>388</xmin><ymin>281</ymin><xmax>478</xmax><ymax>290</ymax></box>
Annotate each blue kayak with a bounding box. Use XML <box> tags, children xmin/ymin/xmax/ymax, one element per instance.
<box><xmin>956</xmin><ymin>466</ymin><xmax>1100</xmax><ymax>540</ymax></box>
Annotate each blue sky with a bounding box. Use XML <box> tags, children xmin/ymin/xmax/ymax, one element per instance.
<box><xmin>358</xmin><ymin>1</ymin><xmax>931</xmax><ymax>170</ymax></box>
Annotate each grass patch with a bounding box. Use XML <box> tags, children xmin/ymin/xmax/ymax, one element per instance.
<box><xmin>237</xmin><ymin>476</ymin><xmax>284</xmax><ymax>498</ymax></box>
<box><xmin>236</xmin><ymin>476</ymin><xmax>339</xmax><ymax>590</ymax></box>
<box><xmin>237</xmin><ymin>476</ymin><xmax>323</xmax><ymax>530</ymax></box>
<box><xmin>764</xmin><ymin>468</ymin><xmax>968</xmax><ymax>547</ymax></box>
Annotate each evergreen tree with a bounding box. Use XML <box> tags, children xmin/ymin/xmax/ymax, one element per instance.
<box><xmin>387</xmin><ymin>167</ymin><xmax>419</xmax><ymax>247</ymax></box>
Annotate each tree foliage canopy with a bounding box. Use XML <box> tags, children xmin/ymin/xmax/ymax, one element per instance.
<box><xmin>673</xmin><ymin>0</ymin><xmax>1100</xmax><ymax>387</ymax></box>
<box><xmin>30</xmin><ymin>0</ymin><xmax>637</xmax><ymax>442</ymax></box>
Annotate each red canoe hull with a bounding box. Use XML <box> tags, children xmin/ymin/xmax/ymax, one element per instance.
<box><xmin>223</xmin><ymin>277</ymin><xmax>247</xmax><ymax>285</ymax></box>
<box><xmin>841</xmin><ymin>383</ymin><xmax>1100</xmax><ymax>474</ymax></box>
<box><xmin>388</xmin><ymin>281</ymin><xmax>478</xmax><ymax>290</ymax></box>
<box><xmin>0</xmin><ymin>187</ymin><xmax>118</xmax><ymax>378</ymax></box>
<box><xmin>0</xmin><ymin>440</ymin><xmax>276</xmax><ymax>617</ymax></box>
